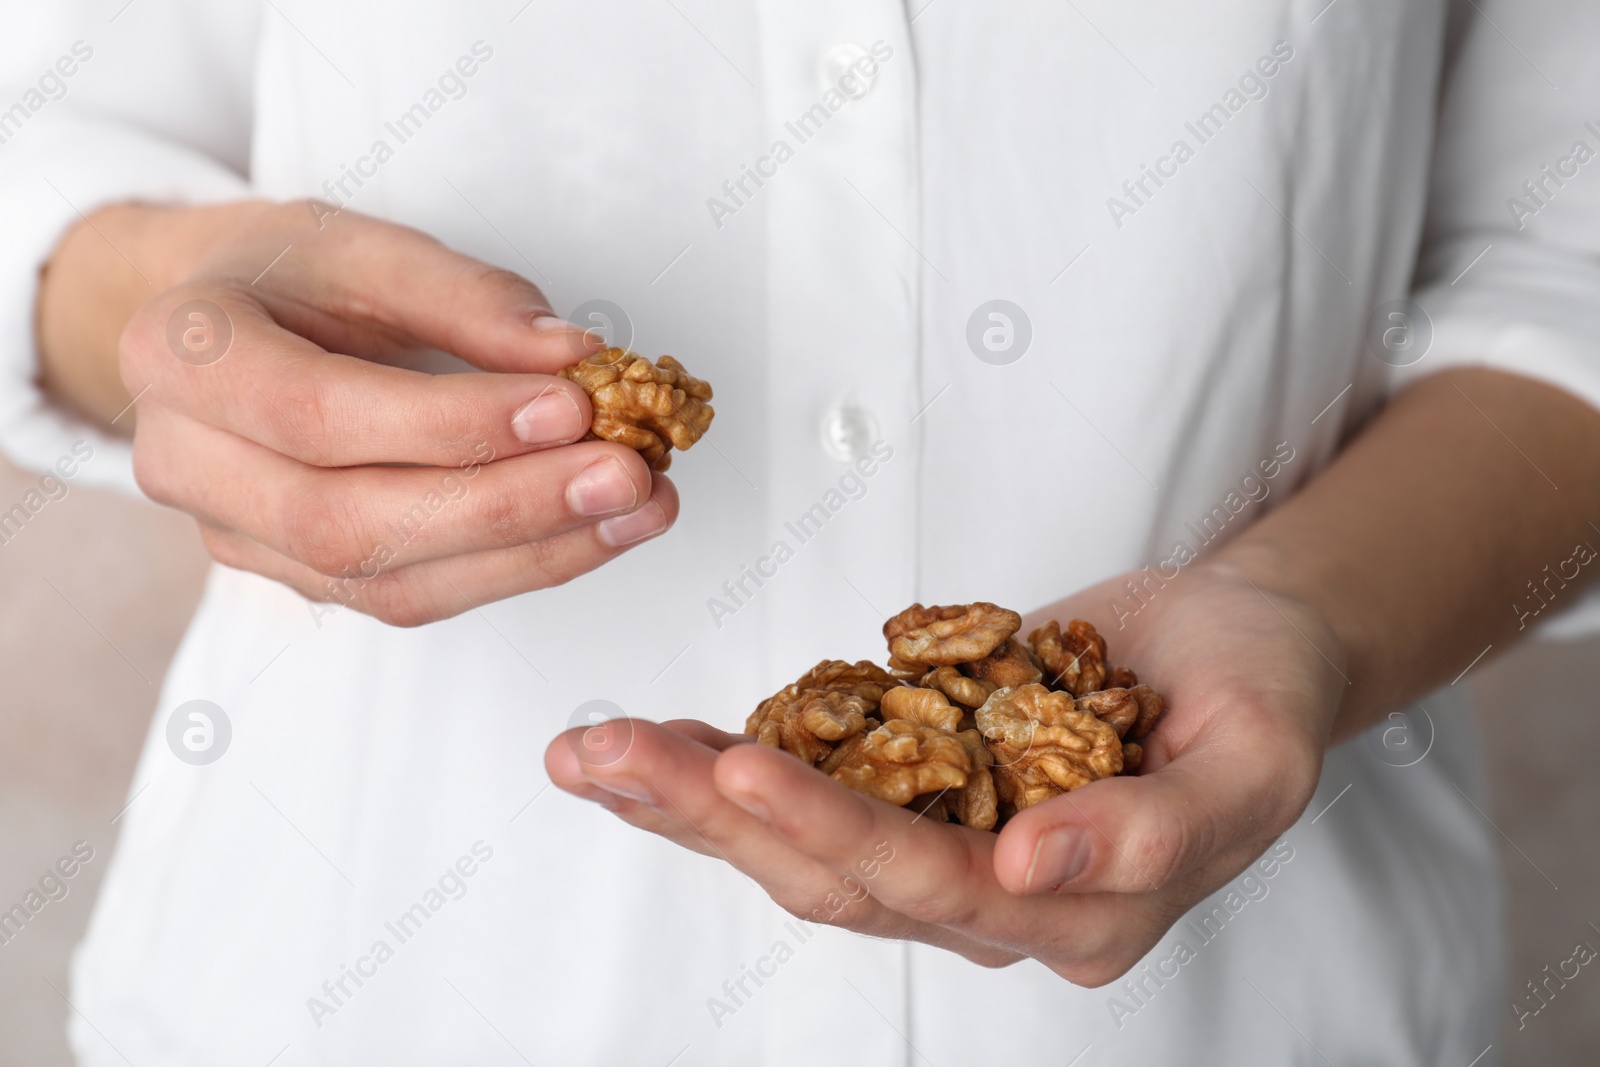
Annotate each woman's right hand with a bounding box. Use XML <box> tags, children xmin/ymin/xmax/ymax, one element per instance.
<box><xmin>42</xmin><ymin>199</ymin><xmax>676</xmax><ymax>626</ymax></box>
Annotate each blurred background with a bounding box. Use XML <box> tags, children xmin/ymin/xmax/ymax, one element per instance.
<box><xmin>1</xmin><ymin>456</ymin><xmax>1596</xmax><ymax>1064</ymax></box>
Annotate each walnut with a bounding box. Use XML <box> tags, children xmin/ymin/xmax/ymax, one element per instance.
<box><xmin>1075</xmin><ymin>688</ymin><xmax>1140</xmax><ymax>739</ymax></box>
<box><xmin>950</xmin><ymin>728</ymin><xmax>998</xmax><ymax>830</ymax></box>
<box><xmin>1029</xmin><ymin>619</ymin><xmax>1108</xmax><ymax>697</ymax></box>
<box><xmin>752</xmin><ymin>690</ymin><xmax>873</xmax><ymax>765</ymax></box>
<box><xmin>975</xmin><ymin>684</ymin><xmax>1123</xmax><ymax>811</ymax></box>
<box><xmin>789</xmin><ymin>660</ymin><xmax>901</xmax><ymax>705</ymax></box>
<box><xmin>883</xmin><ymin>602</ymin><xmax>1022</xmax><ymax>671</ymax></box>
<box><xmin>878</xmin><ymin>686</ymin><xmax>964</xmax><ymax>733</ymax></box>
<box><xmin>747</xmin><ymin>660</ymin><xmax>898</xmax><ymax>735</ymax></box>
<box><xmin>961</xmin><ymin>637</ymin><xmax>1043</xmax><ymax>690</ymax></box>
<box><xmin>558</xmin><ymin>348</ymin><xmax>714</xmax><ymax>472</ymax></box>
<box><xmin>1127</xmin><ymin>684</ymin><xmax>1165</xmax><ymax>741</ymax></box>
<box><xmin>1105</xmin><ymin>665</ymin><xmax>1139</xmax><ymax>690</ymax></box>
<box><xmin>828</xmin><ymin>720</ymin><xmax>972</xmax><ymax>807</ymax></box>
<box><xmin>746</xmin><ymin>659</ymin><xmax>902</xmax><ymax>765</ymax></box>
<box><xmin>919</xmin><ymin>666</ymin><xmax>996</xmax><ymax>709</ymax></box>
<box><xmin>1121</xmin><ymin>742</ymin><xmax>1144</xmax><ymax>774</ymax></box>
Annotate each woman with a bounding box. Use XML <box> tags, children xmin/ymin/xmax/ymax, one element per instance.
<box><xmin>5</xmin><ymin>1</ymin><xmax>1598</xmax><ymax>1063</ymax></box>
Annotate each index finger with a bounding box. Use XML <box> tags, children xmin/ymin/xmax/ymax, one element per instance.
<box><xmin>128</xmin><ymin>288</ymin><xmax>594</xmax><ymax>468</ymax></box>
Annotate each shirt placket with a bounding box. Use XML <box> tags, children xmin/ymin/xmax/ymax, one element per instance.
<box><xmin>752</xmin><ymin>2</ymin><xmax>921</xmax><ymax>1065</ymax></box>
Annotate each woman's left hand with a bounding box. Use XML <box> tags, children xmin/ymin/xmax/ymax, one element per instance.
<box><xmin>544</xmin><ymin>561</ymin><xmax>1341</xmax><ymax>984</ymax></box>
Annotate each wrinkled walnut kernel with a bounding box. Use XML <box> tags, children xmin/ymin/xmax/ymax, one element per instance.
<box><xmin>950</xmin><ymin>728</ymin><xmax>999</xmax><ymax>830</ymax></box>
<box><xmin>746</xmin><ymin>659</ymin><xmax>899</xmax><ymax>766</ymax></box>
<box><xmin>1105</xmin><ymin>665</ymin><xmax>1139</xmax><ymax>690</ymax></box>
<box><xmin>828</xmin><ymin>720</ymin><xmax>972</xmax><ymax>806</ymax></box>
<box><xmin>558</xmin><ymin>348</ymin><xmax>714</xmax><ymax>472</ymax></box>
<box><xmin>1076</xmin><ymin>687</ymin><xmax>1140</xmax><ymax>738</ymax></box>
<box><xmin>1029</xmin><ymin>619</ymin><xmax>1108</xmax><ymax>697</ymax></box>
<box><xmin>961</xmin><ymin>637</ymin><xmax>1044</xmax><ymax>690</ymax></box>
<box><xmin>883</xmin><ymin>602</ymin><xmax>1021</xmax><ymax>671</ymax></box>
<box><xmin>1127</xmin><ymin>684</ymin><xmax>1165</xmax><ymax>741</ymax></box>
<box><xmin>919</xmin><ymin>666</ymin><xmax>996</xmax><ymax>709</ymax></box>
<box><xmin>879</xmin><ymin>686</ymin><xmax>964</xmax><ymax>733</ymax></box>
<box><xmin>976</xmin><ymin>684</ymin><xmax>1123</xmax><ymax>811</ymax></box>
<box><xmin>1121</xmin><ymin>742</ymin><xmax>1144</xmax><ymax>774</ymax></box>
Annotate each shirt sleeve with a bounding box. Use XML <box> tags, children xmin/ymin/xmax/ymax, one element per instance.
<box><xmin>1396</xmin><ymin>0</ymin><xmax>1600</xmax><ymax>637</ymax></box>
<box><xmin>0</xmin><ymin>3</ymin><xmax>260</xmax><ymax>496</ymax></box>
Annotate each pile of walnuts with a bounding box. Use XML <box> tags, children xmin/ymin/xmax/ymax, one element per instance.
<box><xmin>558</xmin><ymin>348</ymin><xmax>714</xmax><ymax>471</ymax></box>
<box><xmin>745</xmin><ymin>603</ymin><xmax>1165</xmax><ymax>831</ymax></box>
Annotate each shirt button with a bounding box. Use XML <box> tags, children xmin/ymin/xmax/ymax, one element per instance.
<box><xmin>819</xmin><ymin>42</ymin><xmax>875</xmax><ymax>101</ymax></box>
<box><xmin>819</xmin><ymin>401</ymin><xmax>880</xmax><ymax>463</ymax></box>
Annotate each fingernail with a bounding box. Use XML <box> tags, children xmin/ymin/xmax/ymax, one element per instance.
<box><xmin>568</xmin><ymin>456</ymin><xmax>638</xmax><ymax>517</ymax></box>
<box><xmin>598</xmin><ymin>500</ymin><xmax>668</xmax><ymax>547</ymax></box>
<box><xmin>1025</xmin><ymin>828</ymin><xmax>1091</xmax><ymax>892</ymax></box>
<box><xmin>584</xmin><ymin>775</ymin><xmax>654</xmax><ymax>805</ymax></box>
<box><xmin>531</xmin><ymin>314</ymin><xmax>606</xmax><ymax>348</ymax></box>
<box><xmin>724</xmin><ymin>787</ymin><xmax>772</xmax><ymax>822</ymax></box>
<box><xmin>512</xmin><ymin>385</ymin><xmax>585</xmax><ymax>447</ymax></box>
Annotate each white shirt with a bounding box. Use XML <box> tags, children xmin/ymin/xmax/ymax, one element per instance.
<box><xmin>4</xmin><ymin>2</ymin><xmax>1599</xmax><ymax>1063</ymax></box>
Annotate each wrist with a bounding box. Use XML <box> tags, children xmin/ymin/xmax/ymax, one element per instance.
<box><xmin>1202</xmin><ymin>536</ymin><xmax>1367</xmax><ymax>742</ymax></box>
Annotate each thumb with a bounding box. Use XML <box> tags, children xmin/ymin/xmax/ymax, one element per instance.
<box><xmin>990</xmin><ymin>722</ymin><xmax>1316</xmax><ymax>896</ymax></box>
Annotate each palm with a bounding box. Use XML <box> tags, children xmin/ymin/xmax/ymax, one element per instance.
<box><xmin>546</xmin><ymin>563</ymin><xmax>1344</xmax><ymax>983</ymax></box>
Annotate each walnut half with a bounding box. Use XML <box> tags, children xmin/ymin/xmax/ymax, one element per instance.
<box><xmin>975</xmin><ymin>683</ymin><xmax>1123</xmax><ymax>812</ymax></box>
<box><xmin>558</xmin><ymin>347</ymin><xmax>714</xmax><ymax>471</ymax></box>
<box><xmin>826</xmin><ymin>719</ymin><xmax>972</xmax><ymax>807</ymax></box>
<box><xmin>882</xmin><ymin>602</ymin><xmax>1022</xmax><ymax>672</ymax></box>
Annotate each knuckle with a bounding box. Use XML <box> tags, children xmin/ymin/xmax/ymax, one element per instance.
<box><xmin>1054</xmin><ymin>956</ymin><xmax>1133</xmax><ymax>989</ymax></box>
<box><xmin>264</xmin><ymin>376</ymin><xmax>340</xmax><ymax>465</ymax></box>
<box><xmin>1121</xmin><ymin>807</ymin><xmax>1195</xmax><ymax>889</ymax></box>
<box><xmin>358</xmin><ymin>574</ymin><xmax>446</xmax><ymax>628</ymax></box>
<box><xmin>418</xmin><ymin>392</ymin><xmax>481</xmax><ymax>458</ymax></box>
<box><xmin>281</xmin><ymin>483</ymin><xmax>368</xmax><ymax>576</ymax></box>
<box><xmin>130</xmin><ymin>433</ymin><xmax>180</xmax><ymax>507</ymax></box>
<box><xmin>472</xmin><ymin>478</ymin><xmax>540</xmax><ymax>544</ymax></box>
<box><xmin>465</xmin><ymin>263</ymin><xmax>544</xmax><ymax>310</ymax></box>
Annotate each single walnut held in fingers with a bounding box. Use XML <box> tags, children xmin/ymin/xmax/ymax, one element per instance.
<box><xmin>883</xmin><ymin>602</ymin><xmax>1022</xmax><ymax>671</ymax></box>
<box><xmin>1029</xmin><ymin>619</ymin><xmax>1108</xmax><ymax>697</ymax></box>
<box><xmin>558</xmin><ymin>347</ymin><xmax>714</xmax><ymax>472</ymax></box>
<box><xmin>961</xmin><ymin>637</ymin><xmax>1044</xmax><ymax>690</ymax></box>
<box><xmin>976</xmin><ymin>684</ymin><xmax>1123</xmax><ymax>812</ymax></box>
<box><xmin>828</xmin><ymin>720</ymin><xmax>972</xmax><ymax>807</ymax></box>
